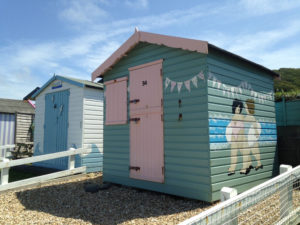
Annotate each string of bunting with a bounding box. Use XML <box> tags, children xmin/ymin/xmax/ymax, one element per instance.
<box><xmin>165</xmin><ymin>71</ymin><xmax>205</xmax><ymax>93</ymax></box>
<box><xmin>208</xmin><ymin>73</ymin><xmax>274</xmax><ymax>103</ymax></box>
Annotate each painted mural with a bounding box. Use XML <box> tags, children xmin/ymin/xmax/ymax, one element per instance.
<box><xmin>208</xmin><ymin>73</ymin><xmax>277</xmax><ymax>176</ymax></box>
<box><xmin>226</xmin><ymin>98</ymin><xmax>264</xmax><ymax>175</ymax></box>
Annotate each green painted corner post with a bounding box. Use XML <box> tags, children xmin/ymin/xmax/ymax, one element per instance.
<box><xmin>279</xmin><ymin>164</ymin><xmax>293</xmax><ymax>220</ymax></box>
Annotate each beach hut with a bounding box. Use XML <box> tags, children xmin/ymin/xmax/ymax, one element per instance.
<box><xmin>31</xmin><ymin>75</ymin><xmax>104</xmax><ymax>172</ymax></box>
<box><xmin>0</xmin><ymin>98</ymin><xmax>35</xmax><ymax>150</ymax></box>
<box><xmin>92</xmin><ymin>30</ymin><xmax>279</xmax><ymax>202</ymax></box>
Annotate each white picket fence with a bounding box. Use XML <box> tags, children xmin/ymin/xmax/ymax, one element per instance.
<box><xmin>179</xmin><ymin>165</ymin><xmax>300</xmax><ymax>225</ymax></box>
<box><xmin>0</xmin><ymin>146</ymin><xmax>91</xmax><ymax>192</ymax></box>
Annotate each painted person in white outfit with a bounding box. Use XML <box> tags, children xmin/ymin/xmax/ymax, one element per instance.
<box><xmin>227</xmin><ymin>99</ymin><xmax>248</xmax><ymax>176</ymax></box>
<box><xmin>244</xmin><ymin>99</ymin><xmax>263</xmax><ymax>171</ymax></box>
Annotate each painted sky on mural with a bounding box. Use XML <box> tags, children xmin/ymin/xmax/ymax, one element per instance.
<box><xmin>1</xmin><ymin>0</ymin><xmax>300</xmax><ymax>99</ymax></box>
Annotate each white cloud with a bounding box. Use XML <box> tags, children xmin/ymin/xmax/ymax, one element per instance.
<box><xmin>259</xmin><ymin>45</ymin><xmax>300</xmax><ymax>69</ymax></box>
<box><xmin>240</xmin><ymin>0</ymin><xmax>300</xmax><ymax>15</ymax></box>
<box><xmin>125</xmin><ymin>0</ymin><xmax>148</xmax><ymax>9</ymax></box>
<box><xmin>228</xmin><ymin>20</ymin><xmax>300</xmax><ymax>54</ymax></box>
<box><xmin>59</xmin><ymin>0</ymin><xmax>108</xmax><ymax>25</ymax></box>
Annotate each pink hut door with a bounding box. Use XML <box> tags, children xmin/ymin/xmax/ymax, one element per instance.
<box><xmin>129</xmin><ymin>59</ymin><xmax>164</xmax><ymax>183</ymax></box>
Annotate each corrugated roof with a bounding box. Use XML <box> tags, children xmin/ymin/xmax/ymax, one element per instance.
<box><xmin>92</xmin><ymin>30</ymin><xmax>279</xmax><ymax>80</ymax></box>
<box><xmin>31</xmin><ymin>75</ymin><xmax>103</xmax><ymax>99</ymax></box>
<box><xmin>0</xmin><ymin>99</ymin><xmax>35</xmax><ymax>114</ymax></box>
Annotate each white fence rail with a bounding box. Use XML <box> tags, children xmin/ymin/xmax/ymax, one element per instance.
<box><xmin>179</xmin><ymin>165</ymin><xmax>300</xmax><ymax>225</ymax></box>
<box><xmin>0</xmin><ymin>147</ymin><xmax>91</xmax><ymax>192</ymax></box>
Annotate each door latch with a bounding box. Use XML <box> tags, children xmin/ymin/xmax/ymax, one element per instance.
<box><xmin>129</xmin><ymin>117</ymin><xmax>140</xmax><ymax>123</ymax></box>
<box><xmin>130</xmin><ymin>99</ymin><xmax>140</xmax><ymax>104</ymax></box>
<box><xmin>129</xmin><ymin>166</ymin><xmax>140</xmax><ymax>171</ymax></box>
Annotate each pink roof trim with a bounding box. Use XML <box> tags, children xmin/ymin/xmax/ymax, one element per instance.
<box><xmin>128</xmin><ymin>59</ymin><xmax>163</xmax><ymax>71</ymax></box>
<box><xmin>27</xmin><ymin>100</ymin><xmax>36</xmax><ymax>108</ymax></box>
<box><xmin>92</xmin><ymin>31</ymin><xmax>208</xmax><ymax>81</ymax></box>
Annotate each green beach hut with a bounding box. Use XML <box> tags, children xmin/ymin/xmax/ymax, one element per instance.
<box><xmin>92</xmin><ymin>30</ymin><xmax>279</xmax><ymax>202</ymax></box>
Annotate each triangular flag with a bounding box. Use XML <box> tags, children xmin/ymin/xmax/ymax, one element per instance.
<box><xmin>170</xmin><ymin>81</ymin><xmax>176</xmax><ymax>92</ymax></box>
<box><xmin>217</xmin><ymin>82</ymin><xmax>222</xmax><ymax>89</ymax></box>
<box><xmin>191</xmin><ymin>76</ymin><xmax>198</xmax><ymax>88</ymax></box>
<box><xmin>165</xmin><ymin>78</ymin><xmax>171</xmax><ymax>89</ymax></box>
<box><xmin>184</xmin><ymin>80</ymin><xmax>191</xmax><ymax>92</ymax></box>
<box><xmin>231</xmin><ymin>87</ymin><xmax>235</xmax><ymax>97</ymax></box>
<box><xmin>177</xmin><ymin>82</ymin><xmax>183</xmax><ymax>93</ymax></box>
<box><xmin>197</xmin><ymin>72</ymin><xmax>205</xmax><ymax>80</ymax></box>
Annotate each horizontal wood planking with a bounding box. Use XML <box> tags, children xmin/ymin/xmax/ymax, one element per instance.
<box><xmin>81</xmin><ymin>88</ymin><xmax>104</xmax><ymax>172</ymax></box>
<box><xmin>16</xmin><ymin>113</ymin><xmax>34</xmax><ymax>143</ymax></box>
<box><xmin>103</xmin><ymin>43</ymin><xmax>211</xmax><ymax>201</ymax></box>
<box><xmin>207</xmin><ymin>52</ymin><xmax>277</xmax><ymax>201</ymax></box>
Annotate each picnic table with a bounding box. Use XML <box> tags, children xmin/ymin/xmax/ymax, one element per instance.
<box><xmin>13</xmin><ymin>142</ymin><xmax>34</xmax><ymax>158</ymax></box>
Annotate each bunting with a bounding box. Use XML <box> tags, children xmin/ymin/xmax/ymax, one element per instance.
<box><xmin>207</xmin><ymin>72</ymin><xmax>274</xmax><ymax>103</ymax></box>
<box><xmin>164</xmin><ymin>71</ymin><xmax>206</xmax><ymax>93</ymax></box>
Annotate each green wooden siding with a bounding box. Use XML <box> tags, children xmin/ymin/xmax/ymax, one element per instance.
<box><xmin>276</xmin><ymin>99</ymin><xmax>300</xmax><ymax>126</ymax></box>
<box><xmin>207</xmin><ymin>49</ymin><xmax>277</xmax><ymax>202</ymax></box>
<box><xmin>103</xmin><ymin>42</ymin><xmax>211</xmax><ymax>201</ymax></box>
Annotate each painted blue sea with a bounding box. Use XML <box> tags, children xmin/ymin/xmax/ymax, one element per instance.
<box><xmin>209</xmin><ymin>118</ymin><xmax>277</xmax><ymax>150</ymax></box>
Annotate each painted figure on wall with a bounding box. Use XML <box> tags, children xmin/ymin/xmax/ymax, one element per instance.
<box><xmin>226</xmin><ymin>99</ymin><xmax>249</xmax><ymax>175</ymax></box>
<box><xmin>226</xmin><ymin>98</ymin><xmax>263</xmax><ymax>176</ymax></box>
<box><xmin>244</xmin><ymin>99</ymin><xmax>263</xmax><ymax>171</ymax></box>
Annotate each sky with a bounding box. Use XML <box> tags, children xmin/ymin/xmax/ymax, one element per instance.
<box><xmin>0</xmin><ymin>0</ymin><xmax>300</xmax><ymax>100</ymax></box>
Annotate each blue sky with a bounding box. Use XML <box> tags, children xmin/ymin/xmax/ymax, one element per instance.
<box><xmin>1</xmin><ymin>0</ymin><xmax>300</xmax><ymax>99</ymax></box>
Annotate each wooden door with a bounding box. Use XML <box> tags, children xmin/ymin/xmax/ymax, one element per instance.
<box><xmin>129</xmin><ymin>59</ymin><xmax>164</xmax><ymax>183</ymax></box>
<box><xmin>42</xmin><ymin>90</ymin><xmax>69</xmax><ymax>170</ymax></box>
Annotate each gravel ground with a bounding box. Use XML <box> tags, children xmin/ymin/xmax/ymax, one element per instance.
<box><xmin>0</xmin><ymin>173</ymin><xmax>216</xmax><ymax>225</ymax></box>
<box><xmin>238</xmin><ymin>186</ymin><xmax>300</xmax><ymax>225</ymax></box>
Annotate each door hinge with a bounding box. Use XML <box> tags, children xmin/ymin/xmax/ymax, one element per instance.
<box><xmin>161</xmin><ymin>98</ymin><xmax>163</xmax><ymax>107</ymax></box>
<box><xmin>162</xmin><ymin>166</ymin><xmax>164</xmax><ymax>175</ymax></box>
<box><xmin>160</xmin><ymin>68</ymin><xmax>163</xmax><ymax>76</ymax></box>
<box><xmin>161</xmin><ymin>114</ymin><xmax>163</xmax><ymax>121</ymax></box>
<box><xmin>129</xmin><ymin>166</ymin><xmax>140</xmax><ymax>171</ymax></box>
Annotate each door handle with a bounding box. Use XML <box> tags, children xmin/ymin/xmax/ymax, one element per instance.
<box><xmin>129</xmin><ymin>166</ymin><xmax>140</xmax><ymax>171</ymax></box>
<box><xmin>130</xmin><ymin>99</ymin><xmax>140</xmax><ymax>104</ymax></box>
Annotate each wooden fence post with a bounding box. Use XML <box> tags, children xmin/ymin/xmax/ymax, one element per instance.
<box><xmin>280</xmin><ymin>164</ymin><xmax>293</xmax><ymax>220</ymax></box>
<box><xmin>0</xmin><ymin>158</ymin><xmax>10</xmax><ymax>185</ymax></box>
<box><xmin>68</xmin><ymin>148</ymin><xmax>75</xmax><ymax>170</ymax></box>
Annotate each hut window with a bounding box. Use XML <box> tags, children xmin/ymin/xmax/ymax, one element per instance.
<box><xmin>104</xmin><ymin>77</ymin><xmax>128</xmax><ymax>125</ymax></box>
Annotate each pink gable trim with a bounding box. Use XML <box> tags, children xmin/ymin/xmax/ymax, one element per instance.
<box><xmin>128</xmin><ymin>59</ymin><xmax>163</xmax><ymax>71</ymax></box>
<box><xmin>92</xmin><ymin>31</ymin><xmax>208</xmax><ymax>81</ymax></box>
<box><xmin>27</xmin><ymin>100</ymin><xmax>36</xmax><ymax>108</ymax></box>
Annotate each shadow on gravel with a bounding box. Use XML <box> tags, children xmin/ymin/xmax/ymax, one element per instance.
<box><xmin>16</xmin><ymin>175</ymin><xmax>211</xmax><ymax>225</ymax></box>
